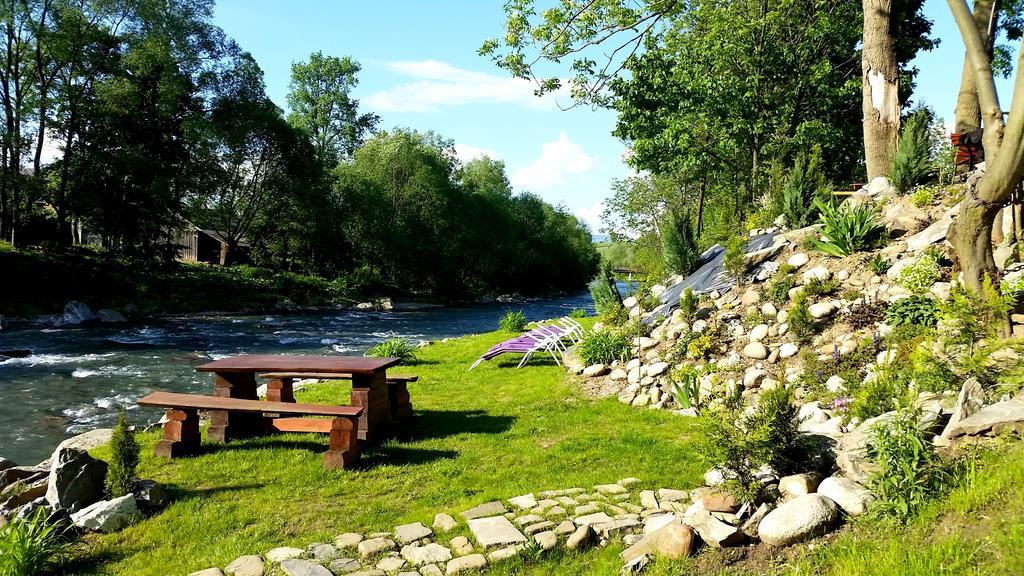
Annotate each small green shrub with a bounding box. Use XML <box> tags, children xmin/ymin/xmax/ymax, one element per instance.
<box><xmin>1000</xmin><ymin>272</ymin><xmax>1024</xmax><ymax>302</ymax></box>
<box><xmin>884</xmin><ymin>295</ymin><xmax>938</xmax><ymax>326</ymax></box>
<box><xmin>869</xmin><ymin>254</ymin><xmax>890</xmax><ymax>275</ymax></box>
<box><xmin>842</xmin><ymin>289</ymin><xmax>862</xmax><ymax>301</ymax></box>
<box><xmin>589</xmin><ymin>262</ymin><xmax>623</xmax><ymax>317</ymax></box>
<box><xmin>788</xmin><ymin>291</ymin><xmax>817</xmax><ymax>343</ymax></box>
<box><xmin>0</xmin><ymin>508</ymin><xmax>67</xmax><ymax>576</ymax></box>
<box><xmin>765</xmin><ymin>272</ymin><xmax>796</xmax><ymax>305</ymax></box>
<box><xmin>678</xmin><ymin>288</ymin><xmax>698</xmax><ymax>323</ymax></box>
<box><xmin>847</xmin><ymin>366</ymin><xmax>912</xmax><ymax>422</ymax></box>
<box><xmin>686</xmin><ymin>332</ymin><xmax>713</xmax><ymax>361</ymax></box>
<box><xmin>811</xmin><ymin>200</ymin><xmax>885</xmax><ymax>257</ymax></box>
<box><xmin>662</xmin><ymin>209</ymin><xmax>700</xmax><ymax>275</ymax></box>
<box><xmin>696</xmin><ymin>386</ymin><xmax>814</xmax><ymax>502</ymax></box>
<box><xmin>577</xmin><ymin>329</ymin><xmax>630</xmax><ymax>365</ymax></box>
<box><xmin>890</xmin><ymin>108</ymin><xmax>934</xmax><ymax>194</ymax></box>
<box><xmin>105</xmin><ymin>410</ymin><xmax>140</xmax><ymax>499</ymax></box>
<box><xmin>896</xmin><ymin>254</ymin><xmax>942</xmax><ymax>294</ymax></box>
<box><xmin>723</xmin><ymin>235</ymin><xmax>747</xmax><ymax>284</ymax></box>
<box><xmin>499</xmin><ymin>310</ymin><xmax>528</xmax><ymax>332</ymax></box>
<box><xmin>909</xmin><ymin>184</ymin><xmax>940</xmax><ymax>208</ymax></box>
<box><xmin>804</xmin><ymin>276</ymin><xmax>838</xmax><ymax>297</ymax></box>
<box><xmin>868</xmin><ymin>407</ymin><xmax>949</xmax><ymax>523</ymax></box>
<box><xmin>569</xmin><ymin>308</ymin><xmax>587</xmax><ymax>319</ymax></box>
<box><xmin>365</xmin><ymin>338</ymin><xmax>418</xmax><ymax>364</ymax></box>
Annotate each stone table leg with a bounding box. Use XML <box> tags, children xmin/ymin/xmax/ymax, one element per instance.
<box><xmin>208</xmin><ymin>371</ymin><xmax>261</xmax><ymax>443</ymax></box>
<box><xmin>266</xmin><ymin>377</ymin><xmax>295</xmax><ymax>403</ymax></box>
<box><xmin>351</xmin><ymin>371</ymin><xmax>388</xmax><ymax>442</ymax></box>
<box><xmin>155</xmin><ymin>409</ymin><xmax>199</xmax><ymax>458</ymax></box>
<box><xmin>324</xmin><ymin>417</ymin><xmax>360</xmax><ymax>469</ymax></box>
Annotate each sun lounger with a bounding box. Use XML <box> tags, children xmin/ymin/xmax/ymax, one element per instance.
<box><xmin>469</xmin><ymin>317</ymin><xmax>579</xmax><ymax>370</ymax></box>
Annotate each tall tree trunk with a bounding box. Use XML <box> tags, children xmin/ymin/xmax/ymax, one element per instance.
<box><xmin>954</xmin><ymin>0</ymin><xmax>998</xmax><ymax>134</ymax></box>
<box><xmin>862</xmin><ymin>0</ymin><xmax>901</xmax><ymax>180</ymax></box>
<box><xmin>695</xmin><ymin>177</ymin><xmax>705</xmax><ymax>236</ymax></box>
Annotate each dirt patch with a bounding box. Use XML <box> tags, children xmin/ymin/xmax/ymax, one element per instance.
<box><xmin>576</xmin><ymin>374</ymin><xmax>624</xmax><ymax>399</ymax></box>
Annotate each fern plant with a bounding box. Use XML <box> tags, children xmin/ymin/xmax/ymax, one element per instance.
<box><xmin>811</xmin><ymin>199</ymin><xmax>885</xmax><ymax>257</ymax></box>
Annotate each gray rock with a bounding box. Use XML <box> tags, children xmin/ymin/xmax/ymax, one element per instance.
<box><xmin>534</xmin><ymin>530</ymin><xmax>558</xmax><ymax>550</ymax></box>
<box><xmin>906</xmin><ymin>205</ymin><xmax>958</xmax><ymax>252</ymax></box>
<box><xmin>132</xmin><ymin>479</ymin><xmax>168</xmax><ymax>510</ymax></box>
<box><xmin>335</xmin><ymin>532</ymin><xmax>364</xmax><ymax>549</ymax></box>
<box><xmin>741</xmin><ymin>342</ymin><xmax>768</xmax><ymax>359</ymax></box>
<box><xmin>936</xmin><ymin>378</ymin><xmax>987</xmax><ymax>444</ymax></box>
<box><xmin>357</xmin><ymin>537</ymin><xmax>396</xmax><ymax>558</ymax></box>
<box><xmin>308</xmin><ymin>543</ymin><xmax>341</xmax><ymax>561</ymax></box>
<box><xmin>486</xmin><ymin>545</ymin><xmax>523</xmax><ymax>562</ymax></box>
<box><xmin>684</xmin><ymin>509</ymin><xmax>745</xmax><ymax>547</ymax></box>
<box><xmin>327</xmin><ymin>558</ymin><xmax>361</xmax><ymax>574</ymax></box>
<box><xmin>944</xmin><ymin>398</ymin><xmax>1024</xmax><ymax>438</ymax></box>
<box><xmin>0</xmin><ymin>476</ymin><xmax>47</xmax><ymax>509</ymax></box>
<box><xmin>466</xmin><ymin>515</ymin><xmax>527</xmax><ymax>548</ymax></box>
<box><xmin>375</xmin><ymin>556</ymin><xmax>407</xmax><ymax>572</ymax></box>
<box><xmin>460</xmin><ymin>501</ymin><xmax>507</xmax><ymax>520</ymax></box>
<box><xmin>657</xmin><ymin>488</ymin><xmax>688</xmax><ymax>503</ymax></box>
<box><xmin>62</xmin><ymin>301</ymin><xmax>97</xmax><ymax>325</ymax></box>
<box><xmin>266</xmin><ymin>547</ymin><xmax>305</xmax><ymax>562</ymax></box>
<box><xmin>279</xmin><ymin>559</ymin><xmax>332</xmax><ymax>576</ymax></box>
<box><xmin>574</xmin><ymin>511</ymin><xmax>614</xmax><ymax>526</ymax></box>
<box><xmin>70</xmin><ymin>494</ymin><xmax>141</xmax><ymax>533</ymax></box>
<box><xmin>45</xmin><ymin>447</ymin><xmax>106</xmax><ymax>512</ymax></box>
<box><xmin>507</xmin><ymin>493</ymin><xmax>536</xmax><ymax>510</ymax></box>
<box><xmin>621</xmin><ymin>519</ymin><xmax>697</xmax><ymax>563</ymax></box>
<box><xmin>394</xmin><ymin>521</ymin><xmax>432</xmax><ymax>544</ymax></box>
<box><xmin>432</xmin><ymin>513</ymin><xmax>458</xmax><ymax>531</ymax></box>
<box><xmin>45</xmin><ymin>428</ymin><xmax>113</xmax><ymax>466</ymax></box>
<box><xmin>565</xmin><ymin>525</ymin><xmax>595</xmax><ymax>550</ymax></box>
<box><xmin>400</xmin><ymin>543</ymin><xmax>452</xmax><ymax>566</ymax></box>
<box><xmin>188</xmin><ymin>569</ymin><xmax>224</xmax><ymax>576</ymax></box>
<box><xmin>96</xmin><ymin>309</ymin><xmax>128</xmax><ymax>323</ymax></box>
<box><xmin>835</xmin><ymin>412</ymin><xmax>896</xmax><ymax>483</ymax></box>
<box><xmin>419</xmin><ymin>565</ymin><xmax>443</xmax><ymax>576</ymax></box>
<box><xmin>225</xmin><ymin>555</ymin><xmax>264</xmax><ymax>576</ymax></box>
<box><xmin>445</xmin><ymin>554</ymin><xmax>486</xmax><ymax>574</ymax></box>
<box><xmin>582</xmin><ymin>364</ymin><xmax>608</xmax><ymax>377</ymax></box>
<box><xmin>817</xmin><ymin>477</ymin><xmax>873</xmax><ymax>516</ymax></box>
<box><xmin>808</xmin><ymin>302</ymin><xmax>838</xmax><ymax>319</ymax></box>
<box><xmin>740</xmin><ymin>503</ymin><xmax>771</xmax><ymax>537</ymax></box>
<box><xmin>778</xmin><ymin>473</ymin><xmax>822</xmax><ymax>497</ymax></box>
<box><xmin>757</xmin><ymin>494</ymin><xmax>838</xmax><ymax>546</ymax></box>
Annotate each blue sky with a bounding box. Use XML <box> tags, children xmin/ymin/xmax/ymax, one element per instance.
<box><xmin>212</xmin><ymin>0</ymin><xmax>1020</xmax><ymax>233</ymax></box>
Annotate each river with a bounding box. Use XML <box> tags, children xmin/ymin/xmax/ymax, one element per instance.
<box><xmin>0</xmin><ymin>292</ymin><xmax>597</xmax><ymax>465</ymax></box>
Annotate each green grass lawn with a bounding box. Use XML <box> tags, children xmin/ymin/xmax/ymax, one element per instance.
<box><xmin>74</xmin><ymin>329</ymin><xmax>706</xmax><ymax>575</ymax></box>
<box><xmin>69</xmin><ymin>328</ymin><xmax>1024</xmax><ymax>576</ymax></box>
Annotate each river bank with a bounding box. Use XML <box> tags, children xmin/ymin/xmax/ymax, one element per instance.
<box><xmin>0</xmin><ymin>291</ymin><xmax>596</xmax><ymax>464</ymax></box>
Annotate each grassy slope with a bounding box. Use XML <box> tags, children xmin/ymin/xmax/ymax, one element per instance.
<box><xmin>71</xmin><ymin>327</ymin><xmax>1024</xmax><ymax>576</ymax></box>
<box><xmin>76</xmin><ymin>329</ymin><xmax>705</xmax><ymax>575</ymax></box>
<box><xmin>0</xmin><ymin>244</ymin><xmax>345</xmax><ymax>316</ymax></box>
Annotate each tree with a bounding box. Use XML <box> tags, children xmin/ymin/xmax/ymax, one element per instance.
<box><xmin>662</xmin><ymin>209</ymin><xmax>698</xmax><ymax>275</ymax></box>
<box><xmin>952</xmin><ymin>0</ymin><xmax>1024</xmax><ymax>133</ymax></box>
<box><xmin>105</xmin><ymin>410</ymin><xmax>139</xmax><ymax>498</ymax></box>
<box><xmin>946</xmin><ymin>0</ymin><xmax>1024</xmax><ymax>316</ymax></box>
<box><xmin>460</xmin><ymin>156</ymin><xmax>511</xmax><ymax>199</ymax></box>
<box><xmin>286</xmin><ymin>52</ymin><xmax>378</xmax><ymax>165</ymax></box>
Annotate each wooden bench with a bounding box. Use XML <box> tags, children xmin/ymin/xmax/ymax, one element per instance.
<box><xmin>138</xmin><ymin>391</ymin><xmax>363</xmax><ymax>469</ymax></box>
<box><xmin>258</xmin><ymin>372</ymin><xmax>416</xmax><ymax>424</ymax></box>
<box><xmin>952</xmin><ymin>132</ymin><xmax>983</xmax><ymax>170</ymax></box>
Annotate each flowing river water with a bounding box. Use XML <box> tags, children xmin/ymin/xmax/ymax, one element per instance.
<box><xmin>0</xmin><ymin>292</ymin><xmax>597</xmax><ymax>465</ymax></box>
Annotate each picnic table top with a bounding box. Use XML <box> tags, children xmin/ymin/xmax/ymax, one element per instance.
<box><xmin>195</xmin><ymin>354</ymin><xmax>401</xmax><ymax>375</ymax></box>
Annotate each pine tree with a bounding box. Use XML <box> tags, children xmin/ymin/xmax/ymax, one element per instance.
<box><xmin>890</xmin><ymin>108</ymin><xmax>934</xmax><ymax>193</ymax></box>
<box><xmin>662</xmin><ymin>209</ymin><xmax>699</xmax><ymax>275</ymax></box>
<box><xmin>105</xmin><ymin>410</ymin><xmax>140</xmax><ymax>498</ymax></box>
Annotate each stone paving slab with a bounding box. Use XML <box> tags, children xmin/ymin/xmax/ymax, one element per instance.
<box><xmin>460</xmin><ymin>501</ymin><xmax>507</xmax><ymax>520</ymax></box>
<box><xmin>466</xmin><ymin>515</ymin><xmax>528</xmax><ymax>548</ymax></box>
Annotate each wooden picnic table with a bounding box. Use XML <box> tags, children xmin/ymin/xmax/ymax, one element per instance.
<box><xmin>195</xmin><ymin>354</ymin><xmax>402</xmax><ymax>443</ymax></box>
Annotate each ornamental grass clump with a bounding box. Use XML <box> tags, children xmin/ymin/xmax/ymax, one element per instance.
<box><xmin>498</xmin><ymin>309</ymin><xmax>528</xmax><ymax>332</ymax></box>
<box><xmin>0</xmin><ymin>508</ymin><xmax>67</xmax><ymax>576</ymax></box>
<box><xmin>577</xmin><ymin>329</ymin><xmax>629</xmax><ymax>365</ymax></box>
<box><xmin>365</xmin><ymin>338</ymin><xmax>417</xmax><ymax>364</ymax></box>
<box><xmin>811</xmin><ymin>199</ymin><xmax>885</xmax><ymax>257</ymax></box>
<box><xmin>106</xmin><ymin>410</ymin><xmax>140</xmax><ymax>499</ymax></box>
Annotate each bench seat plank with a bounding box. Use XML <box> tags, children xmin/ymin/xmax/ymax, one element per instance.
<box><xmin>138</xmin><ymin>391</ymin><xmax>362</xmax><ymax>418</ymax></box>
<box><xmin>259</xmin><ymin>372</ymin><xmax>418</xmax><ymax>383</ymax></box>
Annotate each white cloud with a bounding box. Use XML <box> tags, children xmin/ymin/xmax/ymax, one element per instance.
<box><xmin>511</xmin><ymin>131</ymin><xmax>595</xmax><ymax>191</ymax></box>
<box><xmin>453</xmin><ymin>143</ymin><xmax>500</xmax><ymax>164</ymax></box>
<box><xmin>365</xmin><ymin>60</ymin><xmax>567</xmax><ymax>112</ymax></box>
<box><xmin>575</xmin><ymin>202</ymin><xmax>605</xmax><ymax>232</ymax></box>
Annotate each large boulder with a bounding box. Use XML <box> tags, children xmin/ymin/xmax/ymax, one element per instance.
<box><xmin>96</xmin><ymin>309</ymin><xmax>128</xmax><ymax>323</ymax></box>
<box><xmin>835</xmin><ymin>412</ymin><xmax>895</xmax><ymax>483</ymax></box>
<box><xmin>817</xmin><ymin>477</ymin><xmax>873</xmax><ymax>516</ymax></box>
<box><xmin>882</xmin><ymin>199</ymin><xmax>929</xmax><ymax>236</ymax></box>
<box><xmin>757</xmin><ymin>494</ymin><xmax>838</xmax><ymax>546</ymax></box>
<box><xmin>45</xmin><ymin>447</ymin><xmax>107</xmax><ymax>512</ymax></box>
<box><xmin>70</xmin><ymin>494</ymin><xmax>141</xmax><ymax>532</ymax></box>
<box><xmin>905</xmin><ymin>204</ymin><xmax>959</xmax><ymax>252</ymax></box>
<box><xmin>943</xmin><ymin>397</ymin><xmax>1024</xmax><ymax>439</ymax></box>
<box><xmin>935</xmin><ymin>378</ymin><xmax>986</xmax><ymax>446</ymax></box>
<box><xmin>620</xmin><ymin>519</ymin><xmax>697</xmax><ymax>564</ymax></box>
<box><xmin>684</xmin><ymin>508</ymin><xmax>745</xmax><ymax>547</ymax></box>
<box><xmin>43</xmin><ymin>429</ymin><xmax>113</xmax><ymax>466</ymax></box>
<box><xmin>61</xmin><ymin>301</ymin><xmax>97</xmax><ymax>325</ymax></box>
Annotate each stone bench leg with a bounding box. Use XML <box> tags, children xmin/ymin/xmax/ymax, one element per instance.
<box><xmin>265</xmin><ymin>377</ymin><xmax>295</xmax><ymax>403</ymax></box>
<box><xmin>209</xmin><ymin>372</ymin><xmax>261</xmax><ymax>443</ymax></box>
<box><xmin>324</xmin><ymin>417</ymin><xmax>360</xmax><ymax>469</ymax></box>
<box><xmin>155</xmin><ymin>409</ymin><xmax>200</xmax><ymax>458</ymax></box>
<box><xmin>388</xmin><ymin>381</ymin><xmax>413</xmax><ymax>423</ymax></box>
